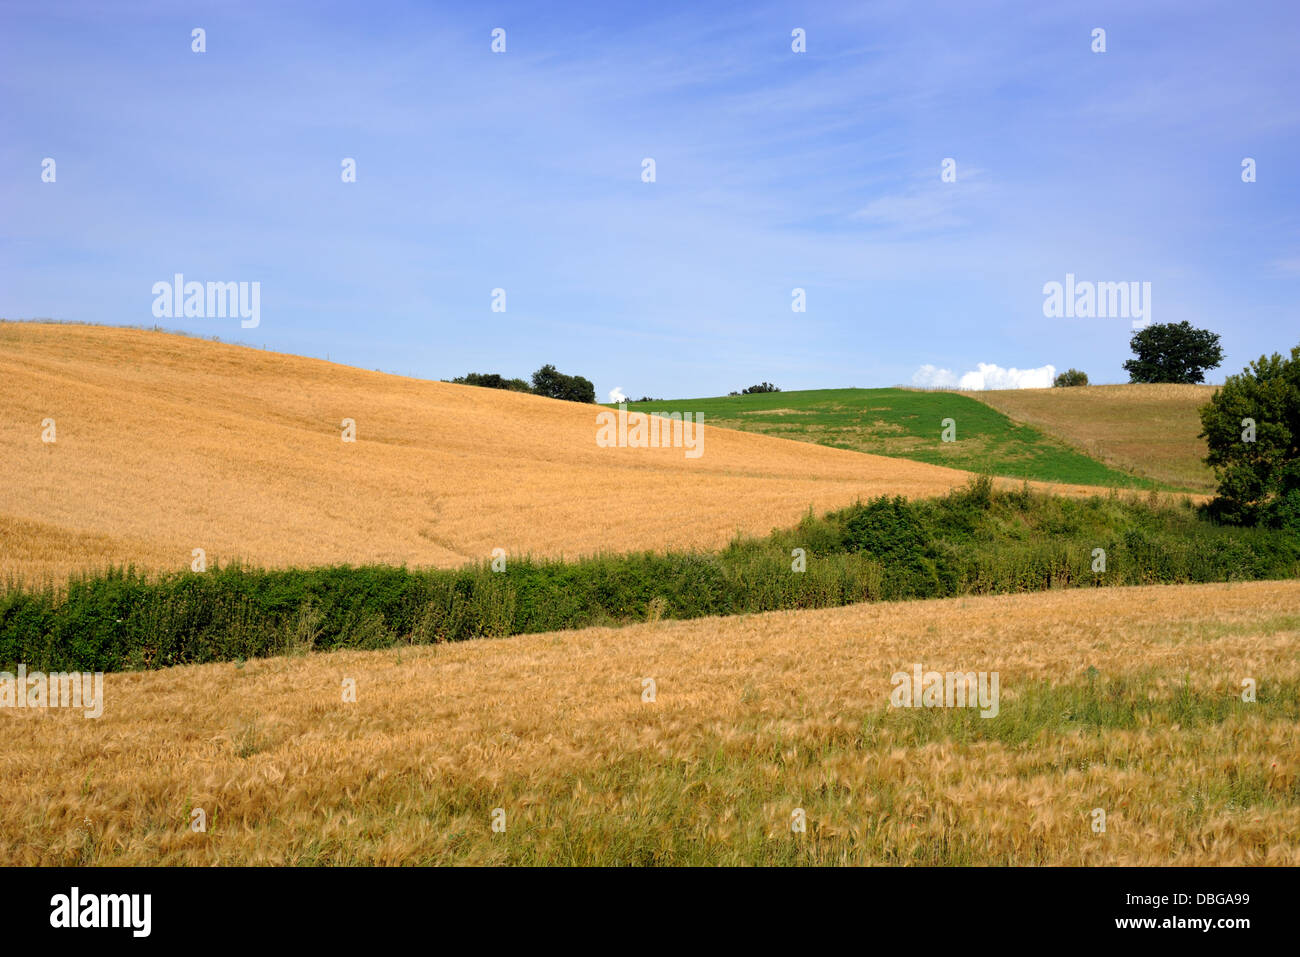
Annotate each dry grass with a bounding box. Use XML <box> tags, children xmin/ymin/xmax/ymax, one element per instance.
<box><xmin>4</xmin><ymin>580</ymin><xmax>1296</xmax><ymax>865</ymax></box>
<box><xmin>0</xmin><ymin>322</ymin><xmax>1012</xmax><ymax>585</ymax></box>
<box><xmin>971</xmin><ymin>384</ymin><xmax>1219</xmax><ymax>492</ymax></box>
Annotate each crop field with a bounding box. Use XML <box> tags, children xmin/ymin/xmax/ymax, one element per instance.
<box><xmin>3</xmin><ymin>323</ymin><xmax>1296</xmax><ymax>875</ymax></box>
<box><xmin>3</xmin><ymin>580</ymin><xmax>1296</xmax><ymax>866</ymax></box>
<box><xmin>8</xmin><ymin>0</ymin><xmax>1300</xmax><ymax>927</ymax></box>
<box><xmin>619</xmin><ymin>388</ymin><xmax>1176</xmax><ymax>490</ymax></box>
<box><xmin>971</xmin><ymin>384</ymin><xmax>1219</xmax><ymax>493</ymax></box>
<box><xmin>7</xmin><ymin>477</ymin><xmax>1294</xmax><ymax>673</ymax></box>
<box><xmin>2</xmin><ymin>322</ymin><xmax>1009</xmax><ymax>585</ymax></box>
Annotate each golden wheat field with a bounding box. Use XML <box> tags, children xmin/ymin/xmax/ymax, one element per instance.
<box><xmin>3</xmin><ymin>580</ymin><xmax>1297</xmax><ymax>866</ymax></box>
<box><xmin>0</xmin><ymin>321</ymin><xmax>1009</xmax><ymax>585</ymax></box>
<box><xmin>971</xmin><ymin>384</ymin><xmax>1219</xmax><ymax>492</ymax></box>
<box><xmin>0</xmin><ymin>322</ymin><xmax>1129</xmax><ymax>585</ymax></box>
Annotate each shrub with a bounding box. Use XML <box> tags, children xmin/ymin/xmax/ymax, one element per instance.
<box><xmin>1053</xmin><ymin>369</ymin><xmax>1089</xmax><ymax>387</ymax></box>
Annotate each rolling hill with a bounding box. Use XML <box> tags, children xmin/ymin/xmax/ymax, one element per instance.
<box><xmin>619</xmin><ymin>388</ymin><xmax>1180</xmax><ymax>489</ymax></box>
<box><xmin>1</xmin><ymin>322</ymin><xmax>1013</xmax><ymax>584</ymax></box>
<box><xmin>969</xmin><ymin>384</ymin><xmax>1218</xmax><ymax>493</ymax></box>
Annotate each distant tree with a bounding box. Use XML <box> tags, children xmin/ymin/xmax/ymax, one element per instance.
<box><xmin>1198</xmin><ymin>343</ymin><xmax>1300</xmax><ymax>530</ymax></box>
<box><xmin>727</xmin><ymin>391</ymin><xmax>741</xmax><ymax>396</ymax></box>
<box><xmin>565</xmin><ymin>375</ymin><xmax>596</xmax><ymax>403</ymax></box>
<box><xmin>1123</xmin><ymin>321</ymin><xmax>1224</xmax><ymax>384</ymax></box>
<box><xmin>450</xmin><ymin>372</ymin><xmax>530</xmax><ymax>392</ymax></box>
<box><xmin>740</xmin><ymin>382</ymin><xmax>781</xmax><ymax>394</ymax></box>
<box><xmin>530</xmin><ymin>364</ymin><xmax>596</xmax><ymax>403</ymax></box>
<box><xmin>1053</xmin><ymin>369</ymin><xmax>1089</xmax><ymax>387</ymax></box>
<box><xmin>635</xmin><ymin>396</ymin><xmax>663</xmax><ymax>403</ymax></box>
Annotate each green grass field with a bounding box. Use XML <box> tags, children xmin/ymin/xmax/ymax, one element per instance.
<box><xmin>619</xmin><ymin>388</ymin><xmax>1174</xmax><ymax>489</ymax></box>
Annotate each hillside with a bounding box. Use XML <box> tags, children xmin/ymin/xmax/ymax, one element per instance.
<box><xmin>5</xmin><ymin>579</ymin><xmax>1296</xmax><ymax>865</ymax></box>
<box><xmin>621</xmin><ymin>388</ymin><xmax>1165</xmax><ymax>489</ymax></box>
<box><xmin>1</xmin><ymin>323</ymin><xmax>1000</xmax><ymax>584</ymax></box>
<box><xmin>969</xmin><ymin>384</ymin><xmax>1218</xmax><ymax>493</ymax></box>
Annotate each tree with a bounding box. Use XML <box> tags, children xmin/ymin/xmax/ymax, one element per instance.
<box><xmin>450</xmin><ymin>372</ymin><xmax>530</xmax><ymax>392</ymax></box>
<box><xmin>740</xmin><ymin>382</ymin><xmax>781</xmax><ymax>394</ymax></box>
<box><xmin>1053</xmin><ymin>369</ymin><xmax>1089</xmax><ymax>387</ymax></box>
<box><xmin>1198</xmin><ymin>344</ymin><xmax>1300</xmax><ymax>530</ymax></box>
<box><xmin>530</xmin><ymin>364</ymin><xmax>596</xmax><ymax>403</ymax></box>
<box><xmin>1123</xmin><ymin>321</ymin><xmax>1224</xmax><ymax>384</ymax></box>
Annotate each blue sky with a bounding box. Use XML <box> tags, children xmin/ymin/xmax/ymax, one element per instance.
<box><xmin>2</xmin><ymin>0</ymin><xmax>1297</xmax><ymax>398</ymax></box>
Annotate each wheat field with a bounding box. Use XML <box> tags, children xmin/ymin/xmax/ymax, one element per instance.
<box><xmin>3</xmin><ymin>580</ymin><xmax>1296</xmax><ymax>865</ymax></box>
<box><xmin>972</xmin><ymin>384</ymin><xmax>1219</xmax><ymax>492</ymax></box>
<box><xmin>1</xmin><ymin>322</ymin><xmax>1120</xmax><ymax>585</ymax></box>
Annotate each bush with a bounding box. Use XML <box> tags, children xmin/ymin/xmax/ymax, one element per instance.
<box><xmin>1199</xmin><ymin>343</ymin><xmax>1300</xmax><ymax>530</ymax></box>
<box><xmin>740</xmin><ymin>382</ymin><xmax>781</xmax><ymax>394</ymax></box>
<box><xmin>1053</xmin><ymin>369</ymin><xmax>1089</xmax><ymax>387</ymax></box>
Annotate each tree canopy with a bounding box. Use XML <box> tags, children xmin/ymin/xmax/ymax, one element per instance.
<box><xmin>1198</xmin><ymin>343</ymin><xmax>1300</xmax><ymax>530</ymax></box>
<box><xmin>1123</xmin><ymin>321</ymin><xmax>1224</xmax><ymax>384</ymax></box>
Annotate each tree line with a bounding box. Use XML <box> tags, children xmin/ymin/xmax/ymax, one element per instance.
<box><xmin>449</xmin><ymin>364</ymin><xmax>595</xmax><ymax>403</ymax></box>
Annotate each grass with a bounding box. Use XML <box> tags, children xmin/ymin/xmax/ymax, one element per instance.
<box><xmin>971</xmin><ymin>383</ymin><xmax>1219</xmax><ymax>492</ymax></box>
<box><xmin>619</xmin><ymin>388</ymin><xmax>1181</xmax><ymax>489</ymax></box>
<box><xmin>4</xmin><ymin>580</ymin><xmax>1297</xmax><ymax>865</ymax></box>
<box><xmin>5</xmin><ymin>477</ymin><xmax>1296</xmax><ymax>673</ymax></box>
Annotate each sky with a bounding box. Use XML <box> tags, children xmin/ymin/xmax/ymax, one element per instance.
<box><xmin>2</xmin><ymin>0</ymin><xmax>1297</xmax><ymax>399</ymax></box>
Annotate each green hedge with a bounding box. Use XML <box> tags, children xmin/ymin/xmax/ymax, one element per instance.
<box><xmin>3</xmin><ymin>479</ymin><xmax>1297</xmax><ymax>672</ymax></box>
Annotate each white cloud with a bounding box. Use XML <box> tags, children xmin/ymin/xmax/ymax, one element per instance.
<box><xmin>608</xmin><ymin>386</ymin><xmax>627</xmax><ymax>403</ymax></box>
<box><xmin>911</xmin><ymin>364</ymin><xmax>959</xmax><ymax>388</ymax></box>
<box><xmin>912</xmin><ymin>362</ymin><xmax>1056</xmax><ymax>390</ymax></box>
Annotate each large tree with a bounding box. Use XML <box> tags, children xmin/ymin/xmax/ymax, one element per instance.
<box><xmin>1123</xmin><ymin>321</ymin><xmax>1224</xmax><ymax>384</ymax></box>
<box><xmin>1198</xmin><ymin>344</ymin><xmax>1300</xmax><ymax>530</ymax></box>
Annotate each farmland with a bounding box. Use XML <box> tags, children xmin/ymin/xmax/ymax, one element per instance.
<box><xmin>6</xmin><ymin>477</ymin><xmax>1295</xmax><ymax>673</ymax></box>
<box><xmin>4</xmin><ymin>322</ymin><xmax>1296</xmax><ymax>871</ymax></box>
<box><xmin>0</xmin><ymin>322</ymin><xmax>993</xmax><ymax>585</ymax></box>
<box><xmin>3</xmin><ymin>580</ymin><xmax>1296</xmax><ymax>866</ymax></box>
<box><xmin>619</xmin><ymin>388</ymin><xmax>1184</xmax><ymax>490</ymax></box>
<box><xmin>971</xmin><ymin>384</ymin><xmax>1219</xmax><ymax>493</ymax></box>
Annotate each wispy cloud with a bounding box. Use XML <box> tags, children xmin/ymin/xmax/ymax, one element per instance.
<box><xmin>1</xmin><ymin>0</ymin><xmax>1296</xmax><ymax>397</ymax></box>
